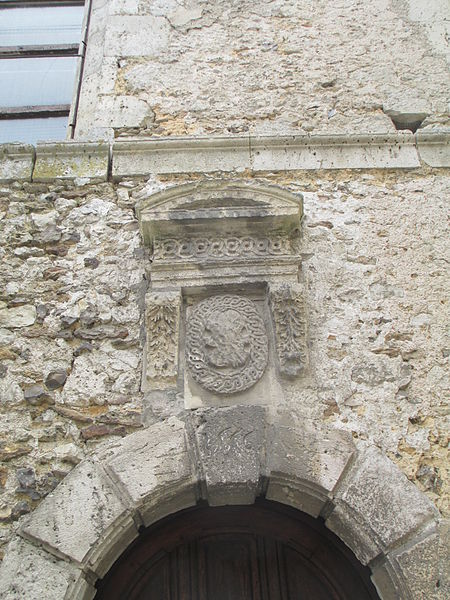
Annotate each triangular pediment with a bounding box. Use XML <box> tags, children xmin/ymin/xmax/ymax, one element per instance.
<box><xmin>138</xmin><ymin>180</ymin><xmax>303</xmax><ymax>245</ymax></box>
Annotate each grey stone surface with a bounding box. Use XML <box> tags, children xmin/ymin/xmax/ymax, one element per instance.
<box><xmin>191</xmin><ymin>406</ymin><xmax>266</xmax><ymax>505</ymax></box>
<box><xmin>0</xmin><ymin>302</ymin><xmax>36</xmax><ymax>328</ymax></box>
<box><xmin>112</xmin><ymin>137</ymin><xmax>251</xmax><ymax>177</ymax></box>
<box><xmin>33</xmin><ymin>142</ymin><xmax>109</xmax><ymax>181</ymax></box>
<box><xmin>23</xmin><ymin>383</ymin><xmax>51</xmax><ymax>404</ymax></box>
<box><xmin>0</xmin><ymin>144</ymin><xmax>34</xmax><ymax>182</ymax></box>
<box><xmin>0</xmin><ymin>537</ymin><xmax>82</xmax><ymax>600</ymax></box>
<box><xmin>417</xmin><ymin>131</ymin><xmax>450</xmax><ymax>167</ymax></box>
<box><xmin>250</xmin><ymin>133</ymin><xmax>420</xmax><ymax>170</ymax></box>
<box><xmin>266</xmin><ymin>421</ymin><xmax>355</xmax><ymax>517</ymax></box>
<box><xmin>372</xmin><ymin>521</ymin><xmax>449</xmax><ymax>600</ymax></box>
<box><xmin>112</xmin><ymin>133</ymin><xmax>423</xmax><ymax>177</ymax></box>
<box><xmin>74</xmin><ymin>0</ymin><xmax>449</xmax><ymax>139</ymax></box>
<box><xmin>102</xmin><ymin>417</ymin><xmax>197</xmax><ymax>527</ymax></box>
<box><xmin>326</xmin><ymin>446</ymin><xmax>440</xmax><ymax>564</ymax></box>
<box><xmin>21</xmin><ymin>460</ymin><xmax>134</xmax><ymax>569</ymax></box>
<box><xmin>45</xmin><ymin>369</ymin><xmax>68</xmax><ymax>390</ymax></box>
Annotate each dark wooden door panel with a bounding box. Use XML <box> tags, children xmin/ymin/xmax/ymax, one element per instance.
<box><xmin>95</xmin><ymin>501</ymin><xmax>380</xmax><ymax>600</ymax></box>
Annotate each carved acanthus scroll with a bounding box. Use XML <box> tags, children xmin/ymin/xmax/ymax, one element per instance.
<box><xmin>145</xmin><ymin>291</ymin><xmax>181</xmax><ymax>389</ymax></box>
<box><xmin>269</xmin><ymin>284</ymin><xmax>307</xmax><ymax>377</ymax></box>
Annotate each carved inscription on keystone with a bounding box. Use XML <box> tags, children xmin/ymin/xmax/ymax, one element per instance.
<box><xmin>186</xmin><ymin>295</ymin><xmax>268</xmax><ymax>394</ymax></box>
<box><xmin>145</xmin><ymin>291</ymin><xmax>181</xmax><ymax>389</ymax></box>
<box><xmin>269</xmin><ymin>284</ymin><xmax>307</xmax><ymax>377</ymax></box>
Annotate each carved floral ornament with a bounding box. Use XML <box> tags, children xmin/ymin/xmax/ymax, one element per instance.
<box><xmin>140</xmin><ymin>181</ymin><xmax>307</xmax><ymax>392</ymax></box>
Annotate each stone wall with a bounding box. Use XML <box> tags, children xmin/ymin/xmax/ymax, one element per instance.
<box><xmin>0</xmin><ymin>161</ymin><xmax>448</xmax><ymax>559</ymax></box>
<box><xmin>75</xmin><ymin>0</ymin><xmax>450</xmax><ymax>140</ymax></box>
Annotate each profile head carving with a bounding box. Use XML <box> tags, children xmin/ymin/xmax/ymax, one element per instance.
<box><xmin>186</xmin><ymin>295</ymin><xmax>268</xmax><ymax>394</ymax></box>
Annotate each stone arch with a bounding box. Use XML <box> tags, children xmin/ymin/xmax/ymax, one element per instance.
<box><xmin>0</xmin><ymin>407</ymin><xmax>445</xmax><ymax>600</ymax></box>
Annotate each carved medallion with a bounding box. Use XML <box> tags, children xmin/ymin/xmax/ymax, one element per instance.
<box><xmin>186</xmin><ymin>295</ymin><xmax>268</xmax><ymax>394</ymax></box>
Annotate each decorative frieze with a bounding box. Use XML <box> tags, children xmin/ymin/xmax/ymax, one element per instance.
<box><xmin>153</xmin><ymin>235</ymin><xmax>292</xmax><ymax>262</ymax></box>
<box><xmin>186</xmin><ymin>295</ymin><xmax>268</xmax><ymax>394</ymax></box>
<box><xmin>145</xmin><ymin>291</ymin><xmax>181</xmax><ymax>389</ymax></box>
<box><xmin>269</xmin><ymin>284</ymin><xmax>307</xmax><ymax>378</ymax></box>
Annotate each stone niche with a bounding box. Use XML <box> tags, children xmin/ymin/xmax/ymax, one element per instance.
<box><xmin>137</xmin><ymin>180</ymin><xmax>306</xmax><ymax>408</ymax></box>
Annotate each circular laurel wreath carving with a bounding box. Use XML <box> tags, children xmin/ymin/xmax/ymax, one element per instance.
<box><xmin>186</xmin><ymin>295</ymin><xmax>268</xmax><ymax>394</ymax></box>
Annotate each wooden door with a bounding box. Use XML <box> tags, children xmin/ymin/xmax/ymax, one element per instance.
<box><xmin>95</xmin><ymin>500</ymin><xmax>380</xmax><ymax>600</ymax></box>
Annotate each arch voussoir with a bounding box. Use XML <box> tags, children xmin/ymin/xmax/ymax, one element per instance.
<box><xmin>0</xmin><ymin>409</ymin><xmax>446</xmax><ymax>600</ymax></box>
<box><xmin>325</xmin><ymin>445</ymin><xmax>440</xmax><ymax>566</ymax></box>
<box><xmin>18</xmin><ymin>458</ymin><xmax>137</xmax><ymax>580</ymax></box>
<box><xmin>265</xmin><ymin>419</ymin><xmax>356</xmax><ymax>518</ymax></box>
<box><xmin>99</xmin><ymin>416</ymin><xmax>198</xmax><ymax>528</ymax></box>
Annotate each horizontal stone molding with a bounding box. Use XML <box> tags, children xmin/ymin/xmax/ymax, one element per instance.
<box><xmin>0</xmin><ymin>407</ymin><xmax>446</xmax><ymax>600</ymax></box>
<box><xmin>113</xmin><ymin>132</ymin><xmax>421</xmax><ymax>176</ymax></box>
<box><xmin>416</xmin><ymin>130</ymin><xmax>450</xmax><ymax>167</ymax></box>
<box><xmin>0</xmin><ymin>143</ymin><xmax>35</xmax><ymax>182</ymax></box>
<box><xmin>1</xmin><ymin>131</ymin><xmax>448</xmax><ymax>182</ymax></box>
<box><xmin>32</xmin><ymin>141</ymin><xmax>110</xmax><ymax>182</ymax></box>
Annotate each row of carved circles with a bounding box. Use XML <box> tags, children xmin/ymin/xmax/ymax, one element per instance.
<box><xmin>154</xmin><ymin>236</ymin><xmax>291</xmax><ymax>259</ymax></box>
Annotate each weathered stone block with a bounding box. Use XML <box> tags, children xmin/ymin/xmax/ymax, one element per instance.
<box><xmin>104</xmin><ymin>15</ymin><xmax>170</xmax><ymax>57</ymax></box>
<box><xmin>326</xmin><ymin>446</ymin><xmax>439</xmax><ymax>564</ymax></box>
<box><xmin>417</xmin><ymin>131</ymin><xmax>450</xmax><ymax>167</ymax></box>
<box><xmin>0</xmin><ymin>302</ymin><xmax>36</xmax><ymax>328</ymax></box>
<box><xmin>249</xmin><ymin>133</ymin><xmax>420</xmax><ymax>170</ymax></box>
<box><xmin>112</xmin><ymin>137</ymin><xmax>251</xmax><ymax>178</ymax></box>
<box><xmin>191</xmin><ymin>406</ymin><xmax>266</xmax><ymax>505</ymax></box>
<box><xmin>269</xmin><ymin>283</ymin><xmax>307</xmax><ymax>378</ymax></box>
<box><xmin>371</xmin><ymin>521</ymin><xmax>449</xmax><ymax>600</ymax></box>
<box><xmin>266</xmin><ymin>422</ymin><xmax>355</xmax><ymax>517</ymax></box>
<box><xmin>20</xmin><ymin>460</ymin><xmax>135</xmax><ymax>575</ymax></box>
<box><xmin>33</xmin><ymin>142</ymin><xmax>109</xmax><ymax>181</ymax></box>
<box><xmin>0</xmin><ymin>537</ymin><xmax>83</xmax><ymax>600</ymax></box>
<box><xmin>0</xmin><ymin>144</ymin><xmax>34</xmax><ymax>182</ymax></box>
<box><xmin>102</xmin><ymin>417</ymin><xmax>197</xmax><ymax>527</ymax></box>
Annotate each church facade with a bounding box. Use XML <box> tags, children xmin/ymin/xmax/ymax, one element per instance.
<box><xmin>0</xmin><ymin>1</ymin><xmax>448</xmax><ymax>598</ymax></box>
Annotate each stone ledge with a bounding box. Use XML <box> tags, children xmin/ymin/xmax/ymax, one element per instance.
<box><xmin>0</xmin><ymin>143</ymin><xmax>35</xmax><ymax>182</ymax></box>
<box><xmin>326</xmin><ymin>445</ymin><xmax>440</xmax><ymax>565</ymax></box>
<box><xmin>250</xmin><ymin>132</ymin><xmax>420</xmax><ymax>170</ymax></box>
<box><xmin>1</xmin><ymin>131</ymin><xmax>449</xmax><ymax>182</ymax></box>
<box><xmin>416</xmin><ymin>130</ymin><xmax>450</xmax><ymax>167</ymax></box>
<box><xmin>112</xmin><ymin>132</ymin><xmax>421</xmax><ymax>177</ymax></box>
<box><xmin>33</xmin><ymin>141</ymin><xmax>109</xmax><ymax>182</ymax></box>
<box><xmin>112</xmin><ymin>136</ymin><xmax>250</xmax><ymax>179</ymax></box>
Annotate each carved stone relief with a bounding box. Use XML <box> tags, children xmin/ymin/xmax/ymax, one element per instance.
<box><xmin>186</xmin><ymin>295</ymin><xmax>268</xmax><ymax>394</ymax></box>
<box><xmin>153</xmin><ymin>235</ymin><xmax>293</xmax><ymax>262</ymax></box>
<box><xmin>145</xmin><ymin>290</ymin><xmax>181</xmax><ymax>389</ymax></box>
<box><xmin>269</xmin><ymin>284</ymin><xmax>307</xmax><ymax>377</ymax></box>
<box><xmin>138</xmin><ymin>181</ymin><xmax>305</xmax><ymax>400</ymax></box>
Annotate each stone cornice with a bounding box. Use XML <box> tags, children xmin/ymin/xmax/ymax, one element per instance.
<box><xmin>0</xmin><ymin>131</ymin><xmax>448</xmax><ymax>182</ymax></box>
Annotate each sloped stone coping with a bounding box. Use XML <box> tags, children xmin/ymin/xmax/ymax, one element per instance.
<box><xmin>0</xmin><ymin>406</ymin><xmax>446</xmax><ymax>600</ymax></box>
<box><xmin>0</xmin><ymin>131</ymin><xmax>448</xmax><ymax>182</ymax></box>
